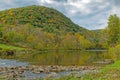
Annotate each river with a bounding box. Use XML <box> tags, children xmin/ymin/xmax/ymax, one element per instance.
<box><xmin>0</xmin><ymin>50</ymin><xmax>110</xmax><ymax>79</ymax></box>
<box><xmin>18</xmin><ymin>50</ymin><xmax>109</xmax><ymax>66</ymax></box>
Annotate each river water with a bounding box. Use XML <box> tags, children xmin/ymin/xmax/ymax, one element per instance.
<box><xmin>0</xmin><ymin>59</ymin><xmax>28</xmax><ymax>67</ymax></box>
<box><xmin>0</xmin><ymin>50</ymin><xmax>109</xmax><ymax>79</ymax></box>
<box><xmin>21</xmin><ymin>50</ymin><xmax>109</xmax><ymax>66</ymax></box>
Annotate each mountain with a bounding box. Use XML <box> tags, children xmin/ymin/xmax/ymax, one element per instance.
<box><xmin>0</xmin><ymin>5</ymin><xmax>93</xmax><ymax>37</ymax></box>
<box><xmin>0</xmin><ymin>5</ymin><xmax>96</xmax><ymax>50</ymax></box>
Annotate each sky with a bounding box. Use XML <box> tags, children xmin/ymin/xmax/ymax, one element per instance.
<box><xmin>0</xmin><ymin>0</ymin><xmax>120</xmax><ymax>30</ymax></box>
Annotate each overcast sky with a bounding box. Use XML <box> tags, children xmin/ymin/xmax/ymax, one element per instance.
<box><xmin>0</xmin><ymin>0</ymin><xmax>120</xmax><ymax>30</ymax></box>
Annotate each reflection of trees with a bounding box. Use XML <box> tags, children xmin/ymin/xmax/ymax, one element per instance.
<box><xmin>54</xmin><ymin>50</ymin><xmax>59</xmax><ymax>65</ymax></box>
<box><xmin>19</xmin><ymin>50</ymin><xmax>108</xmax><ymax>66</ymax></box>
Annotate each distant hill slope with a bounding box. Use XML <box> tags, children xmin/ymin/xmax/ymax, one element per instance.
<box><xmin>0</xmin><ymin>5</ymin><xmax>94</xmax><ymax>39</ymax></box>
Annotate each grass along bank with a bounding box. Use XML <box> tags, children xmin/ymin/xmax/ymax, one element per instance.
<box><xmin>82</xmin><ymin>60</ymin><xmax>120</xmax><ymax>80</ymax></box>
<box><xmin>0</xmin><ymin>43</ymin><xmax>24</xmax><ymax>51</ymax></box>
<box><xmin>51</xmin><ymin>60</ymin><xmax>120</xmax><ymax>80</ymax></box>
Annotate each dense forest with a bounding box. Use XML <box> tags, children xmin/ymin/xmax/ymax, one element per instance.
<box><xmin>0</xmin><ymin>5</ymin><xmax>119</xmax><ymax>52</ymax></box>
<box><xmin>0</xmin><ymin>5</ymin><xmax>97</xmax><ymax>50</ymax></box>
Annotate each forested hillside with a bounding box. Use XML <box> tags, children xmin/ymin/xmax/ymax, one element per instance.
<box><xmin>0</xmin><ymin>5</ymin><xmax>92</xmax><ymax>35</ymax></box>
<box><xmin>0</xmin><ymin>5</ymin><xmax>96</xmax><ymax>50</ymax></box>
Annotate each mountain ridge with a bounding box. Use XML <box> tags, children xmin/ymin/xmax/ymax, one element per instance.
<box><xmin>0</xmin><ymin>5</ymin><xmax>96</xmax><ymax>50</ymax></box>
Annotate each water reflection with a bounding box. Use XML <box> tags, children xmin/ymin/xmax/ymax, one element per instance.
<box><xmin>20</xmin><ymin>50</ymin><xmax>110</xmax><ymax>66</ymax></box>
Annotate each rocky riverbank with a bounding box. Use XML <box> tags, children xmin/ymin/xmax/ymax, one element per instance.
<box><xmin>0</xmin><ymin>65</ymin><xmax>100</xmax><ymax>79</ymax></box>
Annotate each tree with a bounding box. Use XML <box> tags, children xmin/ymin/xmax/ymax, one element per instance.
<box><xmin>99</xmin><ymin>29</ymin><xmax>108</xmax><ymax>48</ymax></box>
<box><xmin>107</xmin><ymin>14</ymin><xmax>120</xmax><ymax>46</ymax></box>
<box><xmin>61</xmin><ymin>33</ymin><xmax>75</xmax><ymax>49</ymax></box>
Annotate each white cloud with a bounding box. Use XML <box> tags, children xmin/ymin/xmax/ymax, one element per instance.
<box><xmin>37</xmin><ymin>0</ymin><xmax>53</xmax><ymax>4</ymax></box>
<box><xmin>64</xmin><ymin>0</ymin><xmax>92</xmax><ymax>15</ymax></box>
<box><xmin>0</xmin><ymin>0</ymin><xmax>120</xmax><ymax>30</ymax></box>
<box><xmin>110</xmin><ymin>6</ymin><xmax>120</xmax><ymax>17</ymax></box>
<box><xmin>36</xmin><ymin>0</ymin><xmax>60</xmax><ymax>6</ymax></box>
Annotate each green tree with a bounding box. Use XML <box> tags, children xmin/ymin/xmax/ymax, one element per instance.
<box><xmin>107</xmin><ymin>14</ymin><xmax>120</xmax><ymax>46</ymax></box>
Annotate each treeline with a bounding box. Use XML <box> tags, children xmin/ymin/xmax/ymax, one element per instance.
<box><xmin>0</xmin><ymin>24</ymin><xmax>93</xmax><ymax>50</ymax></box>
